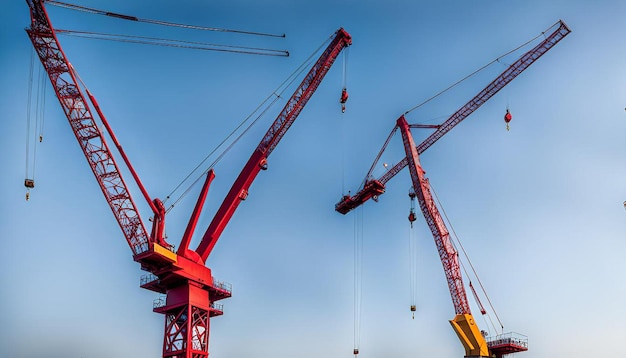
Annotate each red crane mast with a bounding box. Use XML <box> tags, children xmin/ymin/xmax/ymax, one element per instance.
<box><xmin>335</xmin><ymin>21</ymin><xmax>570</xmax><ymax>358</ymax></box>
<box><xmin>25</xmin><ymin>1</ymin><xmax>352</xmax><ymax>356</ymax></box>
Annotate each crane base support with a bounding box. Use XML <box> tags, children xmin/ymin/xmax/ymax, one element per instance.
<box><xmin>449</xmin><ymin>314</ymin><xmax>490</xmax><ymax>358</ymax></box>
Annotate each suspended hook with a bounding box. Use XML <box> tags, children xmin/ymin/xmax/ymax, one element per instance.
<box><xmin>504</xmin><ymin>108</ymin><xmax>512</xmax><ymax>131</ymax></box>
<box><xmin>24</xmin><ymin>178</ymin><xmax>35</xmax><ymax>189</ymax></box>
<box><xmin>24</xmin><ymin>179</ymin><xmax>34</xmax><ymax>201</ymax></box>
<box><xmin>340</xmin><ymin>87</ymin><xmax>349</xmax><ymax>113</ymax></box>
<box><xmin>408</xmin><ymin>188</ymin><xmax>417</xmax><ymax>228</ymax></box>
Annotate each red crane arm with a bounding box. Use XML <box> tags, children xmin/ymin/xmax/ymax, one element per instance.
<box><xmin>195</xmin><ymin>28</ymin><xmax>352</xmax><ymax>262</ymax></box>
<box><xmin>25</xmin><ymin>0</ymin><xmax>153</xmax><ymax>255</ymax></box>
<box><xmin>336</xmin><ymin>20</ymin><xmax>570</xmax><ymax>215</ymax></box>
<box><xmin>398</xmin><ymin>115</ymin><xmax>470</xmax><ymax>314</ymax></box>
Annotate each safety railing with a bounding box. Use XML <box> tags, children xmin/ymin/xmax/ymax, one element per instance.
<box><xmin>212</xmin><ymin>277</ymin><xmax>232</xmax><ymax>294</ymax></box>
<box><xmin>487</xmin><ymin>332</ymin><xmax>528</xmax><ymax>348</ymax></box>
<box><xmin>153</xmin><ymin>295</ymin><xmax>166</xmax><ymax>309</ymax></box>
<box><xmin>210</xmin><ymin>302</ymin><xmax>224</xmax><ymax>312</ymax></box>
<box><xmin>140</xmin><ymin>273</ymin><xmax>159</xmax><ymax>286</ymax></box>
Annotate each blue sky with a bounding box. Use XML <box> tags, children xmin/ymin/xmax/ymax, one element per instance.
<box><xmin>1</xmin><ymin>1</ymin><xmax>625</xmax><ymax>357</ymax></box>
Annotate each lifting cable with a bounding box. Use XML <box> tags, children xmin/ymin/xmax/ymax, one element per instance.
<box><xmin>47</xmin><ymin>0</ymin><xmax>286</xmax><ymax>38</ymax></box>
<box><xmin>403</xmin><ymin>28</ymin><xmax>551</xmax><ymax>116</ymax></box>
<box><xmin>430</xmin><ymin>183</ymin><xmax>504</xmax><ymax>334</ymax></box>
<box><xmin>408</xmin><ymin>188</ymin><xmax>418</xmax><ymax>318</ymax></box>
<box><xmin>408</xmin><ymin>217</ymin><xmax>418</xmax><ymax>318</ymax></box>
<box><xmin>24</xmin><ymin>49</ymin><xmax>47</xmax><ymax>200</ymax></box>
<box><xmin>24</xmin><ymin>49</ymin><xmax>35</xmax><ymax>198</ymax></box>
<box><xmin>353</xmin><ymin>206</ymin><xmax>364</xmax><ymax>356</ymax></box>
<box><xmin>55</xmin><ymin>29</ymin><xmax>289</xmax><ymax>57</ymax></box>
<box><xmin>340</xmin><ymin>49</ymin><xmax>349</xmax><ymax>195</ymax></box>
<box><xmin>361</xmin><ymin>126</ymin><xmax>398</xmax><ymax>189</ymax></box>
<box><xmin>163</xmin><ymin>35</ymin><xmax>334</xmax><ymax>212</ymax></box>
<box><xmin>37</xmin><ymin>68</ymin><xmax>47</xmax><ymax>144</ymax></box>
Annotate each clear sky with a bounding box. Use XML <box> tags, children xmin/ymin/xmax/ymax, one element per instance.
<box><xmin>1</xmin><ymin>1</ymin><xmax>625</xmax><ymax>357</ymax></box>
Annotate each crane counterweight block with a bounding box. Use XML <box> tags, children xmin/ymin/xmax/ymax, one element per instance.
<box><xmin>336</xmin><ymin>179</ymin><xmax>385</xmax><ymax>214</ymax></box>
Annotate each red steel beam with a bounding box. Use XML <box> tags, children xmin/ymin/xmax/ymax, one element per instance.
<box><xmin>196</xmin><ymin>28</ymin><xmax>352</xmax><ymax>261</ymax></box>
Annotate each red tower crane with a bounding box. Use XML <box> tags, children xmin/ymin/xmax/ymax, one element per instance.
<box><xmin>25</xmin><ymin>1</ymin><xmax>352</xmax><ymax>356</ymax></box>
<box><xmin>336</xmin><ymin>20</ymin><xmax>570</xmax><ymax>358</ymax></box>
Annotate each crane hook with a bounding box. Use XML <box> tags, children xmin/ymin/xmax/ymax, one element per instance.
<box><xmin>408</xmin><ymin>188</ymin><xmax>417</xmax><ymax>228</ymax></box>
<box><xmin>340</xmin><ymin>88</ymin><xmax>348</xmax><ymax>113</ymax></box>
<box><xmin>504</xmin><ymin>109</ymin><xmax>512</xmax><ymax>131</ymax></box>
<box><xmin>24</xmin><ymin>179</ymin><xmax>35</xmax><ymax>201</ymax></box>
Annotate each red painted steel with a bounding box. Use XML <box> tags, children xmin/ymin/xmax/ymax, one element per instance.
<box><xmin>26</xmin><ymin>1</ymin><xmax>351</xmax><ymax>356</ymax></box>
<box><xmin>335</xmin><ymin>20</ymin><xmax>570</xmax><ymax>214</ymax></box>
<box><xmin>178</xmin><ymin>170</ymin><xmax>215</xmax><ymax>260</ymax></box>
<box><xmin>487</xmin><ymin>333</ymin><xmax>529</xmax><ymax>357</ymax></box>
<box><xmin>397</xmin><ymin>115</ymin><xmax>470</xmax><ymax>314</ymax></box>
<box><xmin>25</xmin><ymin>0</ymin><xmax>151</xmax><ymax>255</ymax></box>
<box><xmin>196</xmin><ymin>28</ymin><xmax>352</xmax><ymax>262</ymax></box>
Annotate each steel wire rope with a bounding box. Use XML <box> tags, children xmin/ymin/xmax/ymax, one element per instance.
<box><xmin>55</xmin><ymin>29</ymin><xmax>289</xmax><ymax>57</ymax></box>
<box><xmin>31</xmin><ymin>63</ymin><xmax>47</xmax><ymax>182</ymax></box>
<box><xmin>37</xmin><ymin>63</ymin><xmax>47</xmax><ymax>143</ymax></box>
<box><xmin>25</xmin><ymin>49</ymin><xmax>35</xmax><ymax>181</ymax></box>
<box><xmin>47</xmin><ymin>0</ymin><xmax>286</xmax><ymax>38</ymax></box>
<box><xmin>340</xmin><ymin>48</ymin><xmax>349</xmax><ymax>195</ymax></box>
<box><xmin>164</xmin><ymin>95</ymin><xmax>282</xmax><ymax>213</ymax></box>
<box><xmin>353</xmin><ymin>206</ymin><xmax>364</xmax><ymax>355</ymax></box>
<box><xmin>408</xmin><ymin>217</ymin><xmax>418</xmax><ymax>317</ymax></box>
<box><xmin>403</xmin><ymin>28</ymin><xmax>550</xmax><ymax>116</ymax></box>
<box><xmin>361</xmin><ymin>126</ymin><xmax>398</xmax><ymax>190</ymax></box>
<box><xmin>163</xmin><ymin>35</ymin><xmax>334</xmax><ymax>212</ymax></box>
<box><xmin>429</xmin><ymin>183</ymin><xmax>504</xmax><ymax>334</ymax></box>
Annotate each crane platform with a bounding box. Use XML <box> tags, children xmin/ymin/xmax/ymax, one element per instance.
<box><xmin>487</xmin><ymin>332</ymin><xmax>528</xmax><ymax>357</ymax></box>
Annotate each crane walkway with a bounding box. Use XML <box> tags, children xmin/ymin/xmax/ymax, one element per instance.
<box><xmin>487</xmin><ymin>332</ymin><xmax>529</xmax><ymax>357</ymax></box>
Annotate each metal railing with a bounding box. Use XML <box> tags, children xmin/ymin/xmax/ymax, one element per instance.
<box><xmin>212</xmin><ymin>277</ymin><xmax>232</xmax><ymax>294</ymax></box>
<box><xmin>487</xmin><ymin>332</ymin><xmax>528</xmax><ymax>348</ymax></box>
<box><xmin>153</xmin><ymin>295</ymin><xmax>166</xmax><ymax>309</ymax></box>
<box><xmin>210</xmin><ymin>302</ymin><xmax>224</xmax><ymax>312</ymax></box>
<box><xmin>140</xmin><ymin>273</ymin><xmax>159</xmax><ymax>286</ymax></box>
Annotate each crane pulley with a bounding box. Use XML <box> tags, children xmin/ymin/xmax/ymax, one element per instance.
<box><xmin>408</xmin><ymin>188</ymin><xmax>417</xmax><ymax>226</ymax></box>
<box><xmin>340</xmin><ymin>88</ymin><xmax>349</xmax><ymax>113</ymax></box>
<box><xmin>504</xmin><ymin>108</ymin><xmax>512</xmax><ymax>131</ymax></box>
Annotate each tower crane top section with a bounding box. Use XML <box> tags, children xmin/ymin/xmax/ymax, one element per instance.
<box><xmin>336</xmin><ymin>20</ymin><xmax>570</xmax><ymax>215</ymax></box>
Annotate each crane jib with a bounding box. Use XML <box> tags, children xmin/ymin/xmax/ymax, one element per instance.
<box><xmin>26</xmin><ymin>0</ymin><xmax>151</xmax><ymax>255</ymax></box>
<box><xmin>336</xmin><ymin>20</ymin><xmax>570</xmax><ymax>214</ymax></box>
<box><xmin>195</xmin><ymin>28</ymin><xmax>351</xmax><ymax>262</ymax></box>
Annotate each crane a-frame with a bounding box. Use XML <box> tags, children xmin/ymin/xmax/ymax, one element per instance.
<box><xmin>25</xmin><ymin>0</ymin><xmax>351</xmax><ymax>356</ymax></box>
<box><xmin>336</xmin><ymin>20</ymin><xmax>570</xmax><ymax>358</ymax></box>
